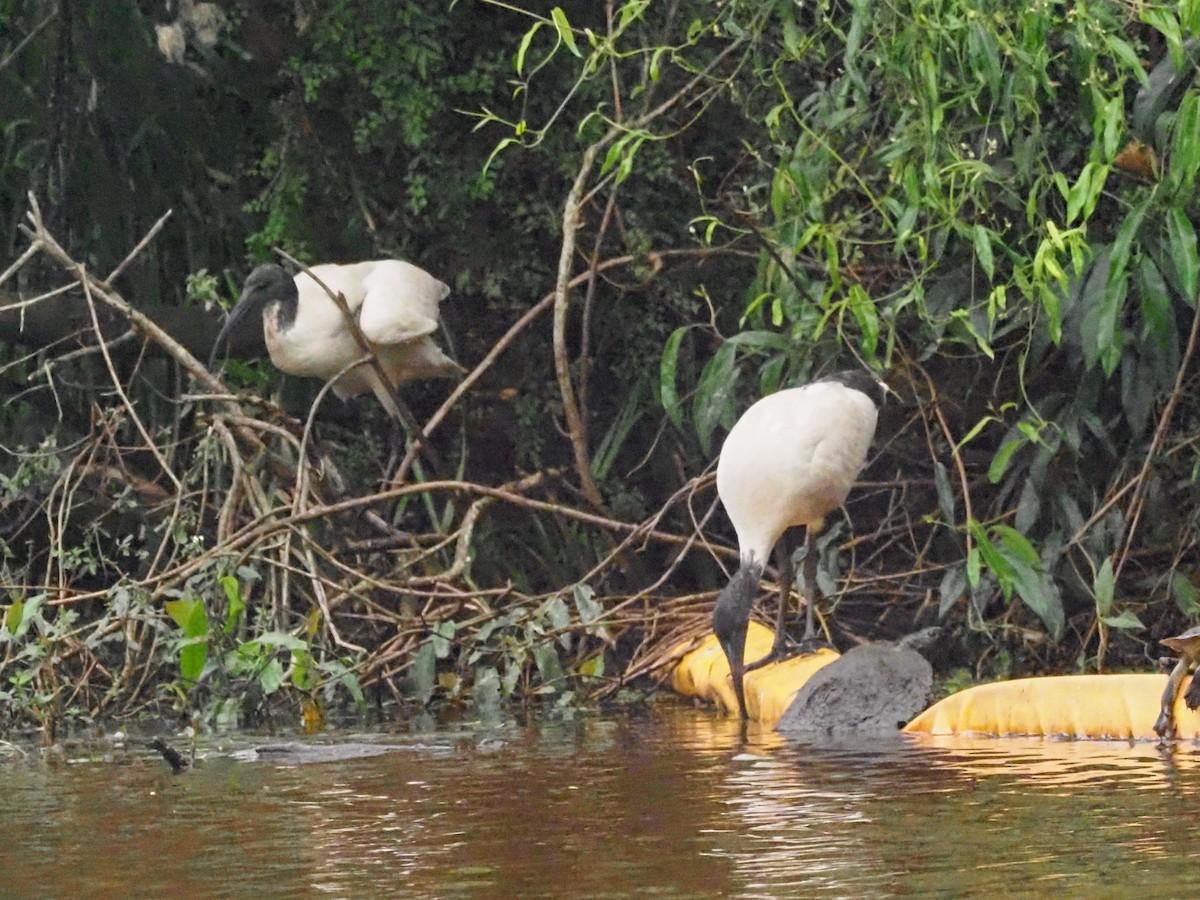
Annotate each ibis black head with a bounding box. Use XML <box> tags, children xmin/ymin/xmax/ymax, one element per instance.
<box><xmin>820</xmin><ymin>369</ymin><xmax>891</xmax><ymax>408</ymax></box>
<box><xmin>713</xmin><ymin>561</ymin><xmax>762</xmax><ymax>720</ymax></box>
<box><xmin>208</xmin><ymin>264</ymin><xmax>297</xmax><ymax>370</ymax></box>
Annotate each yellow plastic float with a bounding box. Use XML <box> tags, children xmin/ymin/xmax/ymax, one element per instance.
<box><xmin>903</xmin><ymin>673</ymin><xmax>1200</xmax><ymax>741</ymax></box>
<box><xmin>672</xmin><ymin>625</ymin><xmax>1200</xmax><ymax>740</ymax></box>
<box><xmin>672</xmin><ymin>621</ymin><xmax>839</xmax><ymax>726</ymax></box>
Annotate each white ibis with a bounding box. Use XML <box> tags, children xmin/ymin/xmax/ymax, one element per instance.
<box><xmin>711</xmin><ymin>369</ymin><xmax>889</xmax><ymax>719</ymax></box>
<box><xmin>208</xmin><ymin>260</ymin><xmax>460</xmax><ymax>413</ymax></box>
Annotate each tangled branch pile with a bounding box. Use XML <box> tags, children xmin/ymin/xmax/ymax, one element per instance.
<box><xmin>2</xmin><ymin>2</ymin><xmax>1200</xmax><ymax>739</ymax></box>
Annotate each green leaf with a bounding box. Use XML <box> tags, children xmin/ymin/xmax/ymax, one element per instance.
<box><xmin>1094</xmin><ymin>557</ymin><xmax>1115</xmax><ymax>616</ymax></box>
<box><xmin>578</xmin><ymin>654</ymin><xmax>605</xmax><ymax>679</ymax></box>
<box><xmin>543</xmin><ymin>596</ymin><xmax>572</xmax><ymax>650</ymax></box>
<box><xmin>933</xmin><ymin>461</ymin><xmax>956</xmax><ymax>522</ymax></box>
<box><xmin>592</xmin><ymin>382</ymin><xmax>645</xmax><ymax>480</ymax></box>
<box><xmin>255</xmin><ymin>631</ymin><xmax>307</xmax><ymax>651</ymax></box>
<box><xmin>969</xmin><ymin>520</ymin><xmax>1013</xmax><ymax>599</ymax></box>
<box><xmin>550</xmin><ymin>7</ymin><xmax>581</xmax><ymax>57</ymax></box>
<box><xmin>533</xmin><ymin>643</ymin><xmax>563</xmax><ymax>690</ymax></box>
<box><xmin>1170</xmin><ymin>572</ymin><xmax>1200</xmax><ymax>614</ymax></box>
<box><xmin>992</xmin><ymin>525</ymin><xmax>1040</xmax><ymax>568</ymax></box>
<box><xmin>967</xmin><ymin>22</ymin><xmax>1001</xmax><ymax>96</ymax></box>
<box><xmin>988</xmin><ymin>438</ymin><xmax>1023</xmax><ymax>483</ymax></box>
<box><xmin>165</xmin><ymin>598</ymin><xmax>208</xmax><ymax>638</ymax></box>
<box><xmin>3</xmin><ymin>599</ymin><xmax>23</xmax><ymax>635</ymax></box>
<box><xmin>973</xmin><ymin>225</ymin><xmax>995</xmax><ymax>280</ymax></box>
<box><xmin>473</xmin><ymin>665</ymin><xmax>501</xmax><ymax>709</ymax></box>
<box><xmin>939</xmin><ymin>565</ymin><xmax>966</xmax><ymax>618</ymax></box>
<box><xmin>1014</xmin><ymin>569</ymin><xmax>1064</xmax><ymax>638</ymax></box>
<box><xmin>847</xmin><ymin>284</ymin><xmax>879</xmax><ymax>358</ymax></box>
<box><xmin>259</xmin><ymin>657</ymin><xmax>284</xmax><ymax>695</ymax></box>
<box><xmin>291</xmin><ymin>648</ymin><xmax>315</xmax><ymax>691</ymax></box>
<box><xmin>220</xmin><ymin>576</ymin><xmax>245</xmax><ymax>635</ymax></box>
<box><xmin>617</xmin><ymin>0</ymin><xmax>650</xmax><ymax>32</ymax></box>
<box><xmin>573</xmin><ymin>584</ymin><xmax>602</xmax><ymax>626</ymax></box>
<box><xmin>1169</xmin><ymin>93</ymin><xmax>1200</xmax><ymax>192</ymax></box>
<box><xmin>693</xmin><ymin>341</ymin><xmax>738</xmax><ymax>456</ymax></box>
<box><xmin>725</xmin><ymin>330</ymin><xmax>791</xmax><ymax>350</ymax></box>
<box><xmin>1166</xmin><ymin>208</ymin><xmax>1199</xmax><ymax>303</ymax></box>
<box><xmin>515</xmin><ymin>21</ymin><xmax>543</xmax><ymax>74</ymax></box>
<box><xmin>1105</xmin><ymin>35</ymin><xmax>1150</xmax><ymax>87</ymax></box>
<box><xmin>178</xmin><ymin>637</ymin><xmax>208</xmax><ymax>684</ymax></box>
<box><xmin>1101</xmin><ymin>610</ymin><xmax>1144</xmax><ymax>630</ymax></box>
<box><xmin>659</xmin><ymin>326</ymin><xmax>690</xmax><ymax>428</ymax></box>
<box><xmin>325</xmin><ymin>659</ymin><xmax>366</xmax><ymax>707</ymax></box>
<box><xmin>432</xmin><ymin>620</ymin><xmax>456</xmax><ymax>659</ymax></box>
<box><xmin>955</xmin><ymin>413</ymin><xmax>995</xmax><ymax>450</ymax></box>
<box><xmin>408</xmin><ymin>641</ymin><xmax>437</xmax><ymax>705</ymax></box>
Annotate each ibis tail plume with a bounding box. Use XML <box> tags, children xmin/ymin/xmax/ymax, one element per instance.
<box><xmin>208</xmin><ymin>260</ymin><xmax>461</xmax><ymax>414</ymax></box>
<box><xmin>712</xmin><ymin>369</ymin><xmax>888</xmax><ymax>720</ymax></box>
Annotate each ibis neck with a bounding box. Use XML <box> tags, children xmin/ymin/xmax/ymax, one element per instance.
<box><xmin>271</xmin><ymin>291</ymin><xmax>297</xmax><ymax>332</ymax></box>
<box><xmin>713</xmin><ymin>559</ymin><xmax>761</xmax><ymax>721</ymax></box>
<box><xmin>713</xmin><ymin>559</ymin><xmax>761</xmax><ymax>635</ymax></box>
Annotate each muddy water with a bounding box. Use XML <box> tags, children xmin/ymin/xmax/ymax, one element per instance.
<box><xmin>3</xmin><ymin>706</ymin><xmax>1200</xmax><ymax>897</ymax></box>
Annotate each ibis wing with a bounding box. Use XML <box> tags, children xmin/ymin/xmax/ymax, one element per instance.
<box><xmin>358</xmin><ymin>260</ymin><xmax>450</xmax><ymax>346</ymax></box>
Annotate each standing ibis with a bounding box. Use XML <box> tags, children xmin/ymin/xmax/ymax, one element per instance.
<box><xmin>208</xmin><ymin>260</ymin><xmax>460</xmax><ymax>413</ymax></box>
<box><xmin>712</xmin><ymin>369</ymin><xmax>888</xmax><ymax>719</ymax></box>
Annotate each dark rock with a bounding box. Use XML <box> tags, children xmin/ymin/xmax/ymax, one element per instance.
<box><xmin>776</xmin><ymin>642</ymin><xmax>934</xmax><ymax>737</ymax></box>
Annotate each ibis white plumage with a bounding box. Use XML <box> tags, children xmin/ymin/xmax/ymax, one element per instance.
<box><xmin>712</xmin><ymin>369</ymin><xmax>888</xmax><ymax>719</ymax></box>
<box><xmin>208</xmin><ymin>260</ymin><xmax>460</xmax><ymax>413</ymax></box>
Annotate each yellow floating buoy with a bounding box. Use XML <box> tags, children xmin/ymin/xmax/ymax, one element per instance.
<box><xmin>672</xmin><ymin>625</ymin><xmax>1200</xmax><ymax>741</ymax></box>
<box><xmin>903</xmin><ymin>673</ymin><xmax>1200</xmax><ymax>741</ymax></box>
<box><xmin>671</xmin><ymin>621</ymin><xmax>840</xmax><ymax>726</ymax></box>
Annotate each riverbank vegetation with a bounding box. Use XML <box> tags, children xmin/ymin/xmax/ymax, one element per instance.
<box><xmin>1</xmin><ymin>0</ymin><xmax>1198</xmax><ymax>738</ymax></box>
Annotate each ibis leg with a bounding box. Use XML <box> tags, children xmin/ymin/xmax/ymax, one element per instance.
<box><xmin>802</xmin><ymin>528</ymin><xmax>820</xmax><ymax>641</ymax></box>
<box><xmin>769</xmin><ymin>540</ymin><xmax>795</xmax><ymax>656</ymax></box>
<box><xmin>744</xmin><ymin>537</ymin><xmax>796</xmax><ymax>673</ymax></box>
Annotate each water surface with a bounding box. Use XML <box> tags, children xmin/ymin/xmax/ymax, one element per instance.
<box><xmin>3</xmin><ymin>707</ymin><xmax>1199</xmax><ymax>897</ymax></box>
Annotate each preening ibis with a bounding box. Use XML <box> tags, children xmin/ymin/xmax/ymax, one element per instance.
<box><xmin>712</xmin><ymin>369</ymin><xmax>888</xmax><ymax>719</ymax></box>
<box><xmin>208</xmin><ymin>260</ymin><xmax>460</xmax><ymax>414</ymax></box>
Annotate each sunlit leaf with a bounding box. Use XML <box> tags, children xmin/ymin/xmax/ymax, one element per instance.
<box><xmin>220</xmin><ymin>576</ymin><xmax>245</xmax><ymax>635</ymax></box>
<box><xmin>178</xmin><ymin>636</ymin><xmax>208</xmax><ymax>684</ymax></box>
<box><xmin>259</xmin><ymin>657</ymin><xmax>284</xmax><ymax>695</ymax></box>
<box><xmin>550</xmin><ymin>7</ymin><xmax>581</xmax><ymax>57</ymax></box>
<box><xmin>988</xmin><ymin>438</ymin><xmax>1022</xmax><ymax>484</ymax></box>
<box><xmin>291</xmin><ymin>648</ymin><xmax>316</xmax><ymax>691</ymax></box>
<box><xmin>578</xmin><ymin>654</ymin><xmax>605</xmax><ymax>679</ymax></box>
<box><xmin>515</xmin><ymin>21</ymin><xmax>543</xmax><ymax>74</ymax></box>
<box><xmin>3</xmin><ymin>599</ymin><xmax>23</xmax><ymax>635</ymax></box>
